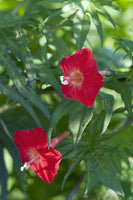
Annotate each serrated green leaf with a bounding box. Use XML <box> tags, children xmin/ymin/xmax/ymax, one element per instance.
<box><xmin>0</xmin><ymin>78</ymin><xmax>41</xmax><ymax>127</ymax></box>
<box><xmin>99</xmin><ymin>92</ymin><xmax>114</xmax><ymax>134</ymax></box>
<box><xmin>62</xmin><ymin>159</ymin><xmax>81</xmax><ymax>190</ymax></box>
<box><xmin>92</xmin><ymin>156</ymin><xmax>124</xmax><ymax>197</ymax></box>
<box><xmin>91</xmin><ymin>11</ymin><xmax>103</xmax><ymax>46</ymax></box>
<box><xmin>0</xmin><ymin>145</ymin><xmax>7</xmax><ymax>200</ymax></box>
<box><xmin>105</xmin><ymin>80</ymin><xmax>133</xmax><ymax>118</ymax></box>
<box><xmin>68</xmin><ymin>102</ymin><xmax>93</xmax><ymax>144</ymax></box>
<box><xmin>73</xmin><ymin>9</ymin><xmax>91</xmax><ymax>49</ymax></box>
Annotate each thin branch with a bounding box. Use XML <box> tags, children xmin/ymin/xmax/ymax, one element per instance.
<box><xmin>66</xmin><ymin>172</ymin><xmax>86</xmax><ymax>200</ymax></box>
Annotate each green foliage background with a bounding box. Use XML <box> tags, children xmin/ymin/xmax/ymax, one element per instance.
<box><xmin>0</xmin><ymin>0</ymin><xmax>133</xmax><ymax>200</ymax></box>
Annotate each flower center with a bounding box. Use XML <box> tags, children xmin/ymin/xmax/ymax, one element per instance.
<box><xmin>60</xmin><ymin>70</ymin><xmax>83</xmax><ymax>86</ymax></box>
<box><xmin>20</xmin><ymin>148</ymin><xmax>40</xmax><ymax>171</ymax></box>
<box><xmin>70</xmin><ymin>70</ymin><xmax>83</xmax><ymax>86</ymax></box>
<box><xmin>28</xmin><ymin>149</ymin><xmax>40</xmax><ymax>163</ymax></box>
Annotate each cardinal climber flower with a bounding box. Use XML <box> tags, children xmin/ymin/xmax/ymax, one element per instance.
<box><xmin>60</xmin><ymin>48</ymin><xmax>104</xmax><ymax>107</ymax></box>
<box><xmin>14</xmin><ymin>127</ymin><xmax>69</xmax><ymax>183</ymax></box>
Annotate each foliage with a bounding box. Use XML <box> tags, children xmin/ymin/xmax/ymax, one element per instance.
<box><xmin>0</xmin><ymin>0</ymin><xmax>133</xmax><ymax>199</ymax></box>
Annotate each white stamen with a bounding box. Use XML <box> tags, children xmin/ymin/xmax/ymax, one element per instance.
<box><xmin>60</xmin><ymin>76</ymin><xmax>69</xmax><ymax>85</ymax></box>
<box><xmin>20</xmin><ymin>150</ymin><xmax>40</xmax><ymax>172</ymax></box>
<box><xmin>20</xmin><ymin>162</ymin><xmax>30</xmax><ymax>171</ymax></box>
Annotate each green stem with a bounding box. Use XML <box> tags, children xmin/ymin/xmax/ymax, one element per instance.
<box><xmin>99</xmin><ymin>67</ymin><xmax>131</xmax><ymax>77</ymax></box>
<box><xmin>114</xmin><ymin>68</ymin><xmax>130</xmax><ymax>74</ymax></box>
<box><xmin>11</xmin><ymin>0</ymin><xmax>27</xmax><ymax>14</ymax></box>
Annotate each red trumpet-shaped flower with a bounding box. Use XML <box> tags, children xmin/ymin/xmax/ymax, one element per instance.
<box><xmin>60</xmin><ymin>48</ymin><xmax>104</xmax><ymax>107</ymax></box>
<box><xmin>14</xmin><ymin>127</ymin><xmax>69</xmax><ymax>183</ymax></box>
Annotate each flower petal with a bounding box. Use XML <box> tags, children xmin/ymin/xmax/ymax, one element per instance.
<box><xmin>29</xmin><ymin>147</ymin><xmax>62</xmax><ymax>183</ymax></box>
<box><xmin>14</xmin><ymin>128</ymin><xmax>63</xmax><ymax>183</ymax></box>
<box><xmin>60</xmin><ymin>48</ymin><xmax>104</xmax><ymax>107</ymax></box>
<box><xmin>14</xmin><ymin>127</ymin><xmax>48</xmax><ymax>164</ymax></box>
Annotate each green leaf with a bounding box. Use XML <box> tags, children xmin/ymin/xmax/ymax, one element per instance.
<box><xmin>114</xmin><ymin>37</ymin><xmax>133</xmax><ymax>59</ymax></box>
<box><xmin>22</xmin><ymin>0</ymin><xmax>42</xmax><ymax>19</ymax></box>
<box><xmin>44</xmin><ymin>26</ymin><xmax>70</xmax><ymax>58</ymax></box>
<box><xmin>23</xmin><ymin>48</ymin><xmax>36</xmax><ymax>89</ymax></box>
<box><xmin>96</xmin><ymin>7</ymin><xmax>116</xmax><ymax>29</ymax></box>
<box><xmin>88</xmin><ymin>111</ymin><xmax>105</xmax><ymax>140</ymax></box>
<box><xmin>92</xmin><ymin>155</ymin><xmax>124</xmax><ymax>197</ymax></box>
<box><xmin>94</xmin><ymin>48</ymin><xmax>124</xmax><ymax>70</ymax></box>
<box><xmin>108</xmin><ymin>122</ymin><xmax>133</xmax><ymax>148</ymax></box>
<box><xmin>36</xmin><ymin>64</ymin><xmax>64</xmax><ymax>100</ymax></box>
<box><xmin>0</xmin><ymin>119</ymin><xmax>13</xmax><ymax>140</ymax></box>
<box><xmin>68</xmin><ymin>102</ymin><xmax>93</xmax><ymax>144</ymax></box>
<box><xmin>47</xmin><ymin>102</ymin><xmax>67</xmax><ymax>144</ymax></box>
<box><xmin>91</xmin><ymin>11</ymin><xmax>103</xmax><ymax>46</ymax></box>
<box><xmin>73</xmin><ymin>10</ymin><xmax>91</xmax><ymax>49</ymax></box>
<box><xmin>43</xmin><ymin>9</ymin><xmax>73</xmax><ymax>29</ymax></box>
<box><xmin>6</xmin><ymin>35</ymin><xmax>36</xmax><ymax>89</ymax></box>
<box><xmin>47</xmin><ymin>100</ymin><xmax>76</xmax><ymax>144</ymax></box>
<box><xmin>107</xmin><ymin>153</ymin><xmax>122</xmax><ymax>174</ymax></box>
<box><xmin>48</xmin><ymin>101</ymin><xmax>93</xmax><ymax>145</ymax></box>
<box><xmin>57</xmin><ymin>139</ymin><xmax>73</xmax><ymax>159</ymax></box>
<box><xmin>0</xmin><ymin>127</ymin><xmax>24</xmax><ymax>191</ymax></box>
<box><xmin>85</xmin><ymin>158</ymin><xmax>98</xmax><ymax>195</ymax></box>
<box><xmin>0</xmin><ymin>11</ymin><xmax>19</xmax><ymax>29</ymax></box>
<box><xmin>85</xmin><ymin>172</ymin><xmax>98</xmax><ymax>195</ymax></box>
<box><xmin>18</xmin><ymin>36</ymin><xmax>36</xmax><ymax>89</ymax></box>
<box><xmin>105</xmin><ymin>80</ymin><xmax>133</xmax><ymax>118</ymax></box>
<box><xmin>39</xmin><ymin>34</ymin><xmax>48</xmax><ymax>66</ymax></box>
<box><xmin>0</xmin><ymin>145</ymin><xmax>7</xmax><ymax>200</ymax></box>
<box><xmin>62</xmin><ymin>159</ymin><xmax>81</xmax><ymax>190</ymax></box>
<box><xmin>0</xmin><ymin>53</ymin><xmax>51</xmax><ymax>120</ymax></box>
<box><xmin>0</xmin><ymin>78</ymin><xmax>41</xmax><ymax>127</ymax></box>
<box><xmin>38</xmin><ymin>0</ymin><xmax>67</xmax><ymax>9</ymax></box>
<box><xmin>99</xmin><ymin>92</ymin><xmax>114</xmax><ymax>134</ymax></box>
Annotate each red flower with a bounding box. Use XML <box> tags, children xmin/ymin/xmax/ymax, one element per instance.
<box><xmin>14</xmin><ymin>128</ymin><xmax>69</xmax><ymax>183</ymax></box>
<box><xmin>60</xmin><ymin>48</ymin><xmax>104</xmax><ymax>107</ymax></box>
